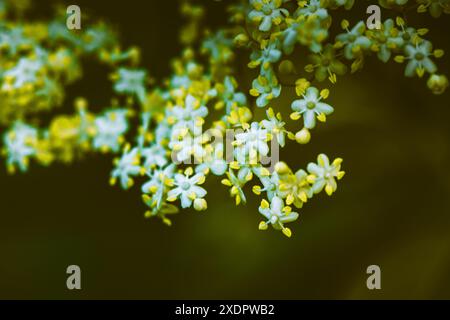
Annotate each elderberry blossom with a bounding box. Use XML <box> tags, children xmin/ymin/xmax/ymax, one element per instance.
<box><xmin>169</xmin><ymin>94</ymin><xmax>208</xmax><ymax>130</ymax></box>
<box><xmin>307</xmin><ymin>154</ymin><xmax>345</xmax><ymax>196</ymax></box>
<box><xmin>234</xmin><ymin>122</ymin><xmax>269</xmax><ymax>164</ymax></box>
<box><xmin>261</xmin><ymin>108</ymin><xmax>286</xmax><ymax>147</ymax></box>
<box><xmin>209</xmin><ymin>76</ymin><xmax>247</xmax><ymax>113</ymax></box>
<box><xmin>296</xmin><ymin>0</ymin><xmax>329</xmax><ymax>20</ymax></box>
<box><xmin>250</xmin><ymin>74</ymin><xmax>281</xmax><ymax>108</ymax></box>
<box><xmin>113</xmin><ymin>68</ymin><xmax>147</xmax><ymax>104</ymax></box>
<box><xmin>369</xmin><ymin>19</ymin><xmax>404</xmax><ymax>63</ymax></box>
<box><xmin>248</xmin><ymin>0</ymin><xmax>289</xmax><ymax>32</ymax></box>
<box><xmin>249</xmin><ymin>41</ymin><xmax>282</xmax><ymax>75</ymax></box>
<box><xmin>258</xmin><ymin>196</ymin><xmax>299</xmax><ymax>237</ymax></box>
<box><xmin>2</xmin><ymin>57</ymin><xmax>43</xmax><ymax>90</ymax></box>
<box><xmin>403</xmin><ymin>41</ymin><xmax>437</xmax><ymax>77</ymax></box>
<box><xmin>4</xmin><ymin>0</ymin><xmax>449</xmax><ymax>238</ymax></box>
<box><xmin>92</xmin><ymin>109</ymin><xmax>129</xmax><ymax>153</ymax></box>
<box><xmin>307</xmin><ymin>44</ymin><xmax>347</xmax><ymax>83</ymax></box>
<box><xmin>336</xmin><ymin>21</ymin><xmax>371</xmax><ymax>60</ymax></box>
<box><xmin>141</xmin><ymin>144</ymin><xmax>168</xmax><ymax>169</ymax></box>
<box><xmin>291</xmin><ymin>87</ymin><xmax>334</xmax><ymax>129</ymax></box>
<box><xmin>110</xmin><ymin>145</ymin><xmax>143</xmax><ymax>190</ymax></box>
<box><xmin>167</xmin><ymin>168</ymin><xmax>207</xmax><ymax>209</ymax></box>
<box><xmin>3</xmin><ymin>122</ymin><xmax>37</xmax><ymax>173</ymax></box>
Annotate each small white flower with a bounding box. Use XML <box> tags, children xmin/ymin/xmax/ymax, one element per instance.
<box><xmin>261</xmin><ymin>108</ymin><xmax>286</xmax><ymax>147</ymax></box>
<box><xmin>170</xmin><ymin>94</ymin><xmax>208</xmax><ymax>130</ymax></box>
<box><xmin>93</xmin><ymin>109</ymin><xmax>128</xmax><ymax>152</ymax></box>
<box><xmin>167</xmin><ymin>171</ymin><xmax>207</xmax><ymax>208</ymax></box>
<box><xmin>307</xmin><ymin>154</ymin><xmax>345</xmax><ymax>196</ymax></box>
<box><xmin>404</xmin><ymin>41</ymin><xmax>437</xmax><ymax>77</ymax></box>
<box><xmin>114</xmin><ymin>68</ymin><xmax>147</xmax><ymax>103</ymax></box>
<box><xmin>141</xmin><ymin>164</ymin><xmax>176</xmax><ymax>211</ymax></box>
<box><xmin>110</xmin><ymin>146</ymin><xmax>142</xmax><ymax>189</ymax></box>
<box><xmin>195</xmin><ymin>143</ymin><xmax>227</xmax><ymax>176</ymax></box>
<box><xmin>3</xmin><ymin>58</ymin><xmax>43</xmax><ymax>89</ymax></box>
<box><xmin>291</xmin><ymin>87</ymin><xmax>334</xmax><ymax>129</ymax></box>
<box><xmin>257</xmin><ymin>172</ymin><xmax>280</xmax><ymax>201</ymax></box>
<box><xmin>169</xmin><ymin>126</ymin><xmax>207</xmax><ymax>163</ymax></box>
<box><xmin>234</xmin><ymin>122</ymin><xmax>269</xmax><ymax>164</ymax></box>
<box><xmin>141</xmin><ymin>144</ymin><xmax>167</xmax><ymax>169</ymax></box>
<box><xmin>3</xmin><ymin>122</ymin><xmax>37</xmax><ymax>172</ymax></box>
<box><xmin>258</xmin><ymin>196</ymin><xmax>299</xmax><ymax>237</ymax></box>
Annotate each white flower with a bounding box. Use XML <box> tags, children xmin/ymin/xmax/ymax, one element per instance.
<box><xmin>3</xmin><ymin>122</ymin><xmax>37</xmax><ymax>172</ymax></box>
<box><xmin>209</xmin><ymin>76</ymin><xmax>247</xmax><ymax>113</ymax></box>
<box><xmin>256</xmin><ymin>172</ymin><xmax>280</xmax><ymax>201</ymax></box>
<box><xmin>141</xmin><ymin>164</ymin><xmax>176</xmax><ymax>210</ymax></box>
<box><xmin>114</xmin><ymin>68</ymin><xmax>147</xmax><ymax>103</ymax></box>
<box><xmin>167</xmin><ymin>171</ymin><xmax>207</xmax><ymax>208</ymax></box>
<box><xmin>141</xmin><ymin>144</ymin><xmax>167</xmax><ymax>169</ymax></box>
<box><xmin>195</xmin><ymin>143</ymin><xmax>227</xmax><ymax>176</ymax></box>
<box><xmin>93</xmin><ymin>109</ymin><xmax>128</xmax><ymax>152</ymax></box>
<box><xmin>291</xmin><ymin>87</ymin><xmax>334</xmax><ymax>129</ymax></box>
<box><xmin>404</xmin><ymin>41</ymin><xmax>437</xmax><ymax>77</ymax></box>
<box><xmin>110</xmin><ymin>146</ymin><xmax>142</xmax><ymax>189</ymax></box>
<box><xmin>307</xmin><ymin>154</ymin><xmax>345</xmax><ymax>196</ymax></box>
<box><xmin>261</xmin><ymin>108</ymin><xmax>286</xmax><ymax>147</ymax></box>
<box><xmin>3</xmin><ymin>57</ymin><xmax>43</xmax><ymax>89</ymax></box>
<box><xmin>169</xmin><ymin>126</ymin><xmax>207</xmax><ymax>163</ymax></box>
<box><xmin>170</xmin><ymin>94</ymin><xmax>208</xmax><ymax>130</ymax></box>
<box><xmin>141</xmin><ymin>164</ymin><xmax>174</xmax><ymax>194</ymax></box>
<box><xmin>258</xmin><ymin>196</ymin><xmax>299</xmax><ymax>237</ymax></box>
<box><xmin>296</xmin><ymin>0</ymin><xmax>329</xmax><ymax>20</ymax></box>
<box><xmin>248</xmin><ymin>0</ymin><xmax>289</xmax><ymax>32</ymax></box>
<box><xmin>234</xmin><ymin>122</ymin><xmax>269</xmax><ymax>164</ymax></box>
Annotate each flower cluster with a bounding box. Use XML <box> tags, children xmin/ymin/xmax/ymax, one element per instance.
<box><xmin>1</xmin><ymin>0</ymin><xmax>447</xmax><ymax>238</ymax></box>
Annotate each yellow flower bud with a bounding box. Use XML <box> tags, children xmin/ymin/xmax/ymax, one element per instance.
<box><xmin>295</xmin><ymin>128</ymin><xmax>311</xmax><ymax>144</ymax></box>
<box><xmin>194</xmin><ymin>198</ymin><xmax>207</xmax><ymax>211</ymax></box>
<box><xmin>427</xmin><ymin>74</ymin><xmax>449</xmax><ymax>95</ymax></box>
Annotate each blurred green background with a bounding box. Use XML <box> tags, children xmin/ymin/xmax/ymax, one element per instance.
<box><xmin>1</xmin><ymin>0</ymin><xmax>450</xmax><ymax>299</ymax></box>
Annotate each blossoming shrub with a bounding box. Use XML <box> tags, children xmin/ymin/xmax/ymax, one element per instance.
<box><xmin>0</xmin><ymin>0</ymin><xmax>448</xmax><ymax>237</ymax></box>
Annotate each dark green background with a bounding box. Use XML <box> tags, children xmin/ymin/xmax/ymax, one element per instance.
<box><xmin>1</xmin><ymin>0</ymin><xmax>450</xmax><ymax>299</ymax></box>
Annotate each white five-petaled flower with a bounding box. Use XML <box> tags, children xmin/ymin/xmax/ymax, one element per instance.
<box><xmin>404</xmin><ymin>41</ymin><xmax>437</xmax><ymax>77</ymax></box>
<box><xmin>250</xmin><ymin>41</ymin><xmax>282</xmax><ymax>73</ymax></box>
<box><xmin>296</xmin><ymin>0</ymin><xmax>329</xmax><ymax>20</ymax></box>
<box><xmin>257</xmin><ymin>172</ymin><xmax>280</xmax><ymax>201</ymax></box>
<box><xmin>209</xmin><ymin>76</ymin><xmax>247</xmax><ymax>113</ymax></box>
<box><xmin>291</xmin><ymin>87</ymin><xmax>334</xmax><ymax>129</ymax></box>
<box><xmin>93</xmin><ymin>109</ymin><xmax>128</xmax><ymax>152</ymax></box>
<box><xmin>3</xmin><ymin>122</ymin><xmax>38</xmax><ymax>172</ymax></box>
<box><xmin>3</xmin><ymin>57</ymin><xmax>43</xmax><ymax>89</ymax></box>
<box><xmin>114</xmin><ymin>68</ymin><xmax>147</xmax><ymax>103</ymax></box>
<box><xmin>258</xmin><ymin>196</ymin><xmax>299</xmax><ymax>237</ymax></box>
<box><xmin>195</xmin><ymin>143</ymin><xmax>227</xmax><ymax>176</ymax></box>
<box><xmin>248</xmin><ymin>0</ymin><xmax>289</xmax><ymax>32</ymax></box>
<box><xmin>169</xmin><ymin>126</ymin><xmax>207</xmax><ymax>164</ymax></box>
<box><xmin>141</xmin><ymin>144</ymin><xmax>167</xmax><ymax>169</ymax></box>
<box><xmin>110</xmin><ymin>146</ymin><xmax>142</xmax><ymax>189</ymax></box>
<box><xmin>307</xmin><ymin>153</ymin><xmax>345</xmax><ymax>196</ymax></box>
<box><xmin>167</xmin><ymin>171</ymin><xmax>207</xmax><ymax>209</ymax></box>
<box><xmin>261</xmin><ymin>108</ymin><xmax>286</xmax><ymax>147</ymax></box>
<box><xmin>336</xmin><ymin>21</ymin><xmax>371</xmax><ymax>60</ymax></box>
<box><xmin>170</xmin><ymin>94</ymin><xmax>208</xmax><ymax>130</ymax></box>
<box><xmin>141</xmin><ymin>164</ymin><xmax>176</xmax><ymax>210</ymax></box>
<box><xmin>234</xmin><ymin>122</ymin><xmax>269</xmax><ymax>164</ymax></box>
